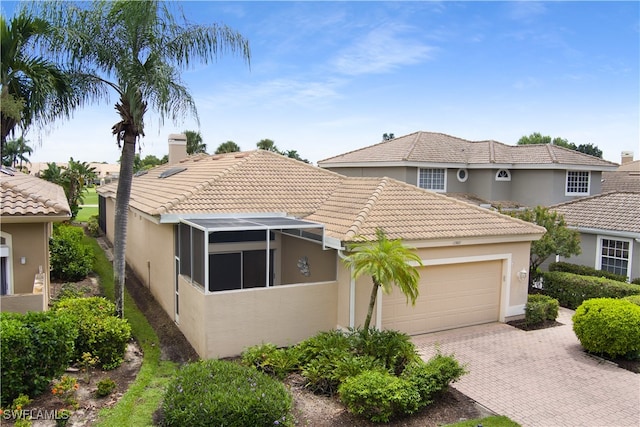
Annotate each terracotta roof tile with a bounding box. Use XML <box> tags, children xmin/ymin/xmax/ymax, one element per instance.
<box><xmin>318</xmin><ymin>131</ymin><xmax>618</xmax><ymax>169</ymax></box>
<box><xmin>550</xmin><ymin>192</ymin><xmax>640</xmax><ymax>234</ymax></box>
<box><xmin>1</xmin><ymin>169</ymin><xmax>71</xmax><ymax>217</ymax></box>
<box><xmin>99</xmin><ymin>150</ymin><xmax>545</xmax><ymax>242</ymax></box>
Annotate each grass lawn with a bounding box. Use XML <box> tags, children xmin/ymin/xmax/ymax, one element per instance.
<box><xmin>445</xmin><ymin>415</ymin><xmax>521</xmax><ymax>427</ymax></box>
<box><xmin>84</xmin><ymin>236</ymin><xmax>178</xmax><ymax>426</ymax></box>
<box><xmin>76</xmin><ymin>187</ymin><xmax>98</xmax><ymax>222</ymax></box>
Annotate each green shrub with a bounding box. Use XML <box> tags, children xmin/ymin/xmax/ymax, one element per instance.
<box><xmin>53</xmin><ymin>297</ymin><xmax>131</xmax><ymax>369</ymax></box>
<box><xmin>632</xmin><ymin>277</ymin><xmax>640</xmax><ymax>285</ymax></box>
<box><xmin>295</xmin><ymin>329</ymin><xmax>351</xmax><ymax>366</ymax></box>
<box><xmin>525</xmin><ymin>294</ymin><xmax>559</xmax><ymax>325</ymax></box>
<box><xmin>349</xmin><ymin>328</ymin><xmax>418</xmax><ymax>375</ymax></box>
<box><xmin>624</xmin><ymin>295</ymin><xmax>640</xmax><ymax>306</ymax></box>
<box><xmin>572</xmin><ymin>298</ymin><xmax>640</xmax><ymax>359</ymax></box>
<box><xmin>401</xmin><ymin>353</ymin><xmax>467</xmax><ymax>407</ymax></box>
<box><xmin>549</xmin><ymin>262</ymin><xmax>628</xmax><ymax>282</ymax></box>
<box><xmin>541</xmin><ymin>271</ymin><xmax>640</xmax><ymax>309</ymax></box>
<box><xmin>96</xmin><ymin>378</ymin><xmax>117</xmax><ymax>397</ymax></box>
<box><xmin>0</xmin><ymin>312</ymin><xmax>77</xmax><ymax>405</ymax></box>
<box><xmin>338</xmin><ymin>370</ymin><xmax>420</xmax><ymax>422</ymax></box>
<box><xmin>241</xmin><ymin>343</ymin><xmax>299</xmax><ymax>380</ymax></box>
<box><xmin>86</xmin><ymin>215</ymin><xmax>101</xmax><ymax>237</ymax></box>
<box><xmin>49</xmin><ymin>225</ymin><xmax>94</xmax><ymax>281</ymax></box>
<box><xmin>162</xmin><ymin>359</ymin><xmax>292</xmax><ymax>427</ymax></box>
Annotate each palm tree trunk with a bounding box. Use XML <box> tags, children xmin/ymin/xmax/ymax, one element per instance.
<box><xmin>363</xmin><ymin>280</ymin><xmax>380</xmax><ymax>331</ymax></box>
<box><xmin>113</xmin><ymin>136</ymin><xmax>136</xmax><ymax>318</ymax></box>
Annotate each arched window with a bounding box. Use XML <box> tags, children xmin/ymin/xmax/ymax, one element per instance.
<box><xmin>495</xmin><ymin>169</ymin><xmax>511</xmax><ymax>181</ymax></box>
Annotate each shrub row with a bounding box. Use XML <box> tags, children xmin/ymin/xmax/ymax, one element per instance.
<box><xmin>238</xmin><ymin>329</ymin><xmax>466</xmax><ymax>423</ymax></box>
<box><xmin>549</xmin><ymin>262</ymin><xmax>629</xmax><ymax>282</ymax></box>
<box><xmin>0</xmin><ymin>311</ymin><xmax>77</xmax><ymax>405</ymax></box>
<box><xmin>53</xmin><ymin>297</ymin><xmax>131</xmax><ymax>370</ymax></box>
<box><xmin>573</xmin><ymin>298</ymin><xmax>640</xmax><ymax>359</ymax></box>
<box><xmin>49</xmin><ymin>224</ymin><xmax>94</xmax><ymax>282</ymax></box>
<box><xmin>525</xmin><ymin>294</ymin><xmax>559</xmax><ymax>325</ymax></box>
<box><xmin>540</xmin><ymin>271</ymin><xmax>640</xmax><ymax>309</ymax></box>
<box><xmin>161</xmin><ymin>359</ymin><xmax>292</xmax><ymax>427</ymax></box>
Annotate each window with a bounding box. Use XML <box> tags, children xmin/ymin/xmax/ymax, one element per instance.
<box><xmin>566</xmin><ymin>171</ymin><xmax>590</xmax><ymax>195</ymax></box>
<box><xmin>418</xmin><ymin>168</ymin><xmax>446</xmax><ymax>191</ymax></box>
<box><xmin>495</xmin><ymin>169</ymin><xmax>511</xmax><ymax>181</ymax></box>
<box><xmin>456</xmin><ymin>169</ymin><xmax>468</xmax><ymax>183</ymax></box>
<box><xmin>0</xmin><ymin>233</ymin><xmax>12</xmax><ymax>295</ymax></box>
<box><xmin>598</xmin><ymin>238</ymin><xmax>632</xmax><ymax>279</ymax></box>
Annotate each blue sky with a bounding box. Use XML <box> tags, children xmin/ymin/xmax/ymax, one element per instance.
<box><xmin>4</xmin><ymin>1</ymin><xmax>639</xmax><ymax>165</ymax></box>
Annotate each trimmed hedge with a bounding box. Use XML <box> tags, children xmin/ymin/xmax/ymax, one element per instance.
<box><xmin>541</xmin><ymin>271</ymin><xmax>640</xmax><ymax>309</ymax></box>
<box><xmin>49</xmin><ymin>224</ymin><xmax>94</xmax><ymax>281</ymax></box>
<box><xmin>525</xmin><ymin>294</ymin><xmax>559</xmax><ymax>325</ymax></box>
<box><xmin>0</xmin><ymin>311</ymin><xmax>77</xmax><ymax>405</ymax></box>
<box><xmin>549</xmin><ymin>262</ymin><xmax>628</xmax><ymax>282</ymax></box>
<box><xmin>162</xmin><ymin>359</ymin><xmax>292</xmax><ymax>427</ymax></box>
<box><xmin>572</xmin><ymin>298</ymin><xmax>640</xmax><ymax>358</ymax></box>
<box><xmin>624</xmin><ymin>295</ymin><xmax>640</xmax><ymax>306</ymax></box>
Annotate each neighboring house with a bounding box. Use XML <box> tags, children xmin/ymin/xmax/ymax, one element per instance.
<box><xmin>318</xmin><ymin>131</ymin><xmax>619</xmax><ymax>208</ymax></box>
<box><xmin>550</xmin><ymin>192</ymin><xmax>640</xmax><ymax>282</ymax></box>
<box><xmin>0</xmin><ymin>168</ymin><xmax>71</xmax><ymax>313</ymax></box>
<box><xmin>602</xmin><ymin>157</ymin><xmax>640</xmax><ymax>193</ymax></box>
<box><xmin>97</xmin><ymin>148</ymin><xmax>544</xmax><ymax>358</ymax></box>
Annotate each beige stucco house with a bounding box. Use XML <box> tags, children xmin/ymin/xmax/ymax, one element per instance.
<box><xmin>97</xmin><ymin>149</ymin><xmax>545</xmax><ymax>358</ymax></box>
<box><xmin>0</xmin><ymin>168</ymin><xmax>71</xmax><ymax>313</ymax></box>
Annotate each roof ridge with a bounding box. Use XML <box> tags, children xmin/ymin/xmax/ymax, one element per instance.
<box><xmin>545</xmin><ymin>144</ymin><xmax>558</xmax><ymax>163</ymax></box>
<box><xmin>402</xmin><ymin>132</ymin><xmax>422</xmax><ymax>161</ymax></box>
<box><xmin>1</xmin><ymin>175</ymin><xmax>70</xmax><ymax>214</ymax></box>
<box><xmin>318</xmin><ymin>132</ymin><xmax>422</xmax><ymax>163</ymax></box>
<box><xmin>344</xmin><ymin>177</ymin><xmax>389</xmax><ymax>240</ymax></box>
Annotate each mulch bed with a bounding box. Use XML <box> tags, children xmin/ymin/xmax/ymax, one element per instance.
<box><xmin>506</xmin><ymin>319</ymin><xmax>563</xmax><ymax>331</ymax></box>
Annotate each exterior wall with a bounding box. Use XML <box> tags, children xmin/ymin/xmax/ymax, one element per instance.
<box><xmin>335</xmin><ymin>257</ymin><xmax>352</xmax><ymax>328</ymax></box>
<box><xmin>511</xmin><ymin>170</ymin><xmax>561</xmax><ymax>206</ymax></box>
<box><xmin>201</xmin><ymin>281</ymin><xmax>338</xmax><ymax>358</ymax></box>
<box><xmin>104</xmin><ymin>198</ymin><xmax>116</xmax><ymax>244</ymax></box>
<box><xmin>177</xmin><ymin>276</ymin><xmax>206</xmax><ymax>356</ymax></box>
<box><xmin>1</xmin><ymin>223</ymin><xmax>50</xmax><ymax>295</ymax></box>
<box><xmin>280</xmin><ymin>235</ymin><xmax>336</xmax><ymax>284</ymax></box>
<box><xmin>325</xmin><ymin>166</ymin><xmax>414</xmax><ymax>183</ymax></box>
<box><xmin>0</xmin><ymin>293</ymin><xmax>45</xmax><ymax>313</ymax></box>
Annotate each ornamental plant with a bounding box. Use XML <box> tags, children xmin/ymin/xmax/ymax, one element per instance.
<box><xmin>51</xmin><ymin>376</ymin><xmax>79</xmax><ymax>408</ymax></box>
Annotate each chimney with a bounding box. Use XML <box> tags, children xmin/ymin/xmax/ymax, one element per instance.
<box><xmin>621</xmin><ymin>151</ymin><xmax>634</xmax><ymax>165</ymax></box>
<box><xmin>168</xmin><ymin>133</ymin><xmax>188</xmax><ymax>165</ymax></box>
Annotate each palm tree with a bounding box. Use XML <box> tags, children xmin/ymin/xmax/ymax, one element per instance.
<box><xmin>1</xmin><ymin>137</ymin><xmax>32</xmax><ymax>168</ymax></box>
<box><xmin>343</xmin><ymin>228</ymin><xmax>423</xmax><ymax>331</ymax></box>
<box><xmin>34</xmin><ymin>0</ymin><xmax>250</xmax><ymax>317</ymax></box>
<box><xmin>0</xmin><ymin>11</ymin><xmax>86</xmax><ymax>159</ymax></box>
<box><xmin>63</xmin><ymin>158</ymin><xmax>97</xmax><ymax>219</ymax></box>
<box><xmin>184</xmin><ymin>130</ymin><xmax>207</xmax><ymax>155</ymax></box>
<box><xmin>256</xmin><ymin>138</ymin><xmax>279</xmax><ymax>152</ymax></box>
<box><xmin>39</xmin><ymin>161</ymin><xmax>64</xmax><ymax>183</ymax></box>
<box><xmin>215</xmin><ymin>140</ymin><xmax>241</xmax><ymax>154</ymax></box>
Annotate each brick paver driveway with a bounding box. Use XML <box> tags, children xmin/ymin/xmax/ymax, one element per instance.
<box><xmin>412</xmin><ymin>308</ymin><xmax>640</xmax><ymax>427</ymax></box>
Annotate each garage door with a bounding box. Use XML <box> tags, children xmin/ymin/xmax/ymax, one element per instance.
<box><xmin>382</xmin><ymin>260</ymin><xmax>502</xmax><ymax>335</ymax></box>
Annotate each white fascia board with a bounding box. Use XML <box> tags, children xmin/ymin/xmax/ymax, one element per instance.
<box><xmin>405</xmin><ymin>233</ymin><xmax>545</xmax><ymax>248</ymax></box>
<box><xmin>568</xmin><ymin>226</ymin><xmax>640</xmax><ymax>240</ymax></box>
<box><xmin>160</xmin><ymin>212</ymin><xmax>289</xmax><ymax>224</ymax></box>
<box><xmin>320</xmin><ymin>161</ymin><xmax>617</xmax><ymax>172</ymax></box>
<box><xmin>0</xmin><ymin>214</ymin><xmax>71</xmax><ymax>224</ymax></box>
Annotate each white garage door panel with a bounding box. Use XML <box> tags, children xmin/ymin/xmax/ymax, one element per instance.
<box><xmin>382</xmin><ymin>260</ymin><xmax>501</xmax><ymax>335</ymax></box>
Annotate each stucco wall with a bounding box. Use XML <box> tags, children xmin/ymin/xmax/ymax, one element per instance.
<box><xmin>1</xmin><ymin>223</ymin><xmax>50</xmax><ymax>295</ymax></box>
<box><xmin>280</xmin><ymin>235</ymin><xmax>336</xmax><ymax>284</ymax></box>
<box><xmin>201</xmin><ymin>281</ymin><xmax>338</xmax><ymax>358</ymax></box>
<box><xmin>0</xmin><ymin>293</ymin><xmax>45</xmax><ymax>313</ymax></box>
<box><xmin>177</xmin><ymin>276</ymin><xmax>206</xmax><ymax>356</ymax></box>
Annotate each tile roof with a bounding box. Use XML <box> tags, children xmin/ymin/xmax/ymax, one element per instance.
<box><xmin>318</xmin><ymin>131</ymin><xmax>619</xmax><ymax>169</ymax></box>
<box><xmin>550</xmin><ymin>192</ymin><xmax>640</xmax><ymax>234</ymax></box>
<box><xmin>98</xmin><ymin>150</ymin><xmax>545</xmax><ymax>243</ymax></box>
<box><xmin>1</xmin><ymin>168</ymin><xmax>71</xmax><ymax>217</ymax></box>
<box><xmin>601</xmin><ymin>170</ymin><xmax>640</xmax><ymax>193</ymax></box>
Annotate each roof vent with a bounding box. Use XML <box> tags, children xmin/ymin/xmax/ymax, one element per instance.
<box><xmin>158</xmin><ymin>167</ymin><xmax>187</xmax><ymax>179</ymax></box>
<box><xmin>1</xmin><ymin>167</ymin><xmax>15</xmax><ymax>176</ymax></box>
<box><xmin>134</xmin><ymin>170</ymin><xmax>148</xmax><ymax>177</ymax></box>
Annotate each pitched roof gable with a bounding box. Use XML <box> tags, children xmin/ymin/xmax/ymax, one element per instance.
<box><xmin>99</xmin><ymin>150</ymin><xmax>545</xmax><ymax>242</ymax></box>
<box><xmin>1</xmin><ymin>169</ymin><xmax>71</xmax><ymax>217</ymax></box>
<box><xmin>318</xmin><ymin>131</ymin><xmax>618</xmax><ymax>169</ymax></box>
<box><xmin>550</xmin><ymin>192</ymin><xmax>640</xmax><ymax>234</ymax></box>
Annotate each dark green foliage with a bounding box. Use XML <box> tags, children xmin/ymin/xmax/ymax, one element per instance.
<box><xmin>624</xmin><ymin>295</ymin><xmax>640</xmax><ymax>306</ymax></box>
<box><xmin>338</xmin><ymin>370</ymin><xmax>420</xmax><ymax>422</ymax></box>
<box><xmin>295</xmin><ymin>329</ymin><xmax>352</xmax><ymax>367</ymax></box>
<box><xmin>401</xmin><ymin>354</ymin><xmax>467</xmax><ymax>407</ymax></box>
<box><xmin>95</xmin><ymin>377</ymin><xmax>117</xmax><ymax>397</ymax></box>
<box><xmin>541</xmin><ymin>271</ymin><xmax>640</xmax><ymax>309</ymax></box>
<box><xmin>525</xmin><ymin>294</ymin><xmax>559</xmax><ymax>325</ymax></box>
<box><xmin>0</xmin><ymin>311</ymin><xmax>77</xmax><ymax>405</ymax></box>
<box><xmin>549</xmin><ymin>262</ymin><xmax>628</xmax><ymax>282</ymax></box>
<box><xmin>632</xmin><ymin>277</ymin><xmax>640</xmax><ymax>285</ymax></box>
<box><xmin>161</xmin><ymin>359</ymin><xmax>292</xmax><ymax>427</ymax></box>
<box><xmin>86</xmin><ymin>215</ymin><xmax>101</xmax><ymax>237</ymax></box>
<box><xmin>49</xmin><ymin>224</ymin><xmax>94</xmax><ymax>281</ymax></box>
<box><xmin>573</xmin><ymin>298</ymin><xmax>640</xmax><ymax>359</ymax></box>
<box><xmin>349</xmin><ymin>328</ymin><xmax>419</xmax><ymax>375</ymax></box>
<box><xmin>53</xmin><ymin>297</ymin><xmax>131</xmax><ymax>369</ymax></box>
<box><xmin>240</xmin><ymin>343</ymin><xmax>300</xmax><ymax>380</ymax></box>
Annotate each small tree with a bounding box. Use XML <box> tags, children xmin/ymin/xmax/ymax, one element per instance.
<box><xmin>215</xmin><ymin>140</ymin><xmax>240</xmax><ymax>154</ymax></box>
<box><xmin>507</xmin><ymin>206</ymin><xmax>581</xmax><ymax>287</ymax></box>
<box><xmin>343</xmin><ymin>228</ymin><xmax>423</xmax><ymax>331</ymax></box>
<box><xmin>256</xmin><ymin>138</ymin><xmax>279</xmax><ymax>152</ymax></box>
<box><xmin>184</xmin><ymin>130</ymin><xmax>206</xmax><ymax>154</ymax></box>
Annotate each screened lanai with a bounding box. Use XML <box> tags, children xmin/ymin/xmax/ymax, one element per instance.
<box><xmin>176</xmin><ymin>216</ymin><xmax>335</xmax><ymax>294</ymax></box>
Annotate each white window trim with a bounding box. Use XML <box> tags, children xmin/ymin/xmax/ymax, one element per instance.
<box><xmin>595</xmin><ymin>235</ymin><xmax>633</xmax><ymax>281</ymax></box>
<box><xmin>565</xmin><ymin>170</ymin><xmax>590</xmax><ymax>196</ymax></box>
<box><xmin>495</xmin><ymin>169</ymin><xmax>511</xmax><ymax>181</ymax></box>
<box><xmin>417</xmin><ymin>168</ymin><xmax>447</xmax><ymax>192</ymax></box>
<box><xmin>0</xmin><ymin>231</ymin><xmax>14</xmax><ymax>295</ymax></box>
<box><xmin>456</xmin><ymin>168</ymin><xmax>468</xmax><ymax>183</ymax></box>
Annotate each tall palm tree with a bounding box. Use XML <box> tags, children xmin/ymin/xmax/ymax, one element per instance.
<box><xmin>343</xmin><ymin>228</ymin><xmax>423</xmax><ymax>331</ymax></box>
<box><xmin>183</xmin><ymin>130</ymin><xmax>207</xmax><ymax>155</ymax></box>
<box><xmin>1</xmin><ymin>137</ymin><xmax>32</xmax><ymax>168</ymax></box>
<box><xmin>215</xmin><ymin>140</ymin><xmax>241</xmax><ymax>154</ymax></box>
<box><xmin>35</xmin><ymin>0</ymin><xmax>250</xmax><ymax>317</ymax></box>
<box><xmin>0</xmin><ymin>11</ymin><xmax>86</xmax><ymax>159</ymax></box>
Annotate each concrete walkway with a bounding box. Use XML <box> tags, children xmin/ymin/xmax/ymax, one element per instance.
<box><xmin>412</xmin><ymin>308</ymin><xmax>640</xmax><ymax>427</ymax></box>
